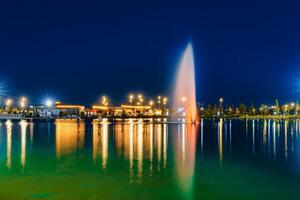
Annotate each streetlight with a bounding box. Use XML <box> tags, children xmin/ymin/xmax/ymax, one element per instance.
<box><xmin>162</xmin><ymin>97</ymin><xmax>168</xmax><ymax>116</ymax></box>
<box><xmin>129</xmin><ymin>94</ymin><xmax>134</xmax><ymax>104</ymax></box>
<box><xmin>291</xmin><ymin>102</ymin><xmax>296</xmax><ymax>115</ymax></box>
<box><xmin>219</xmin><ymin>97</ymin><xmax>224</xmax><ymax>104</ymax></box>
<box><xmin>163</xmin><ymin>97</ymin><xmax>168</xmax><ymax>105</ymax></box>
<box><xmin>291</xmin><ymin>102</ymin><xmax>295</xmax><ymax>107</ymax></box>
<box><xmin>19</xmin><ymin>97</ymin><xmax>27</xmax><ymax>108</ymax></box>
<box><xmin>219</xmin><ymin>97</ymin><xmax>224</xmax><ymax>115</ymax></box>
<box><xmin>45</xmin><ymin>99</ymin><xmax>53</xmax><ymax>108</ymax></box>
<box><xmin>6</xmin><ymin>98</ymin><xmax>12</xmax><ymax>108</ymax></box>
<box><xmin>149</xmin><ymin>100</ymin><xmax>154</xmax><ymax>106</ymax></box>
<box><xmin>101</xmin><ymin>95</ymin><xmax>108</xmax><ymax>106</ymax></box>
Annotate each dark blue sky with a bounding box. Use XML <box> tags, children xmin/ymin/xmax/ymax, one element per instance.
<box><xmin>1</xmin><ymin>0</ymin><xmax>300</xmax><ymax>106</ymax></box>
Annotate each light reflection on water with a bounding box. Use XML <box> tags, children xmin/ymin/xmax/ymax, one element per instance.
<box><xmin>173</xmin><ymin>123</ymin><xmax>198</xmax><ymax>200</ymax></box>
<box><xmin>2</xmin><ymin>118</ymin><xmax>300</xmax><ymax>164</ymax></box>
<box><xmin>20</xmin><ymin>120</ymin><xmax>27</xmax><ymax>168</ymax></box>
<box><xmin>5</xmin><ymin>120</ymin><xmax>12</xmax><ymax>170</ymax></box>
<box><xmin>55</xmin><ymin>120</ymin><xmax>85</xmax><ymax>158</ymax></box>
<box><xmin>112</xmin><ymin>121</ymin><xmax>168</xmax><ymax>182</ymax></box>
<box><xmin>0</xmin><ymin>118</ymin><xmax>300</xmax><ymax>199</ymax></box>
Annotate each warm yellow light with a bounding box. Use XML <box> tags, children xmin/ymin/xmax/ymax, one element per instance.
<box><xmin>92</xmin><ymin>105</ymin><xmax>109</xmax><ymax>110</ymax></box>
<box><xmin>149</xmin><ymin>100</ymin><xmax>154</xmax><ymax>106</ymax></box>
<box><xmin>20</xmin><ymin>102</ymin><xmax>25</xmax><ymax>108</ymax></box>
<box><xmin>6</xmin><ymin>99</ymin><xmax>12</xmax><ymax>107</ymax></box>
<box><xmin>155</xmin><ymin>109</ymin><xmax>162</xmax><ymax>115</ymax></box>
<box><xmin>21</xmin><ymin>97</ymin><xmax>26</xmax><ymax>102</ymax></box>
<box><xmin>101</xmin><ymin>95</ymin><xmax>109</xmax><ymax>106</ymax></box>
<box><xmin>138</xmin><ymin>94</ymin><xmax>143</xmax><ymax>99</ymax></box>
<box><xmin>219</xmin><ymin>97</ymin><xmax>224</xmax><ymax>103</ymax></box>
<box><xmin>291</xmin><ymin>102</ymin><xmax>295</xmax><ymax>107</ymax></box>
<box><xmin>56</xmin><ymin>104</ymin><xmax>85</xmax><ymax>110</ymax></box>
<box><xmin>121</xmin><ymin>105</ymin><xmax>151</xmax><ymax>109</ymax></box>
<box><xmin>181</xmin><ymin>96</ymin><xmax>186</xmax><ymax>102</ymax></box>
<box><xmin>163</xmin><ymin>97</ymin><xmax>168</xmax><ymax>105</ymax></box>
<box><xmin>20</xmin><ymin>97</ymin><xmax>27</xmax><ymax>108</ymax></box>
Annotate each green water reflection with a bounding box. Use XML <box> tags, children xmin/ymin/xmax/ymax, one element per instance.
<box><xmin>0</xmin><ymin>119</ymin><xmax>299</xmax><ymax>199</ymax></box>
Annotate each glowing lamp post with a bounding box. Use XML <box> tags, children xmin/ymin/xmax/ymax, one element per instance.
<box><xmin>6</xmin><ymin>98</ymin><xmax>12</xmax><ymax>111</ymax></box>
<box><xmin>43</xmin><ymin>99</ymin><xmax>54</xmax><ymax>118</ymax></box>
<box><xmin>219</xmin><ymin>97</ymin><xmax>224</xmax><ymax>116</ymax></box>
<box><xmin>100</xmin><ymin>96</ymin><xmax>109</xmax><ymax>116</ymax></box>
<box><xmin>19</xmin><ymin>97</ymin><xmax>27</xmax><ymax>109</ymax></box>
<box><xmin>149</xmin><ymin>100</ymin><xmax>154</xmax><ymax>106</ymax></box>
<box><xmin>19</xmin><ymin>97</ymin><xmax>27</xmax><ymax>117</ymax></box>
<box><xmin>129</xmin><ymin>94</ymin><xmax>134</xmax><ymax>105</ymax></box>
<box><xmin>157</xmin><ymin>96</ymin><xmax>162</xmax><ymax>109</ymax></box>
<box><xmin>291</xmin><ymin>102</ymin><xmax>295</xmax><ymax>115</ymax></box>
<box><xmin>101</xmin><ymin>96</ymin><xmax>109</xmax><ymax>106</ymax></box>
<box><xmin>45</xmin><ymin>99</ymin><xmax>53</xmax><ymax>108</ymax></box>
<box><xmin>163</xmin><ymin>97</ymin><xmax>168</xmax><ymax>105</ymax></box>
<box><xmin>138</xmin><ymin>94</ymin><xmax>144</xmax><ymax>105</ymax></box>
<box><xmin>163</xmin><ymin>97</ymin><xmax>168</xmax><ymax>116</ymax></box>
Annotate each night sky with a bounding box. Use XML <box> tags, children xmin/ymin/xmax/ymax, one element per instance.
<box><xmin>1</xmin><ymin>0</ymin><xmax>300</xmax><ymax>106</ymax></box>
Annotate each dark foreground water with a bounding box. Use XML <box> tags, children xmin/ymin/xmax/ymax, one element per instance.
<box><xmin>0</xmin><ymin>119</ymin><xmax>300</xmax><ymax>200</ymax></box>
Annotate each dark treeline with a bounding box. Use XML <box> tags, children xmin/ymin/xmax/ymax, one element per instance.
<box><xmin>198</xmin><ymin>99</ymin><xmax>298</xmax><ymax>118</ymax></box>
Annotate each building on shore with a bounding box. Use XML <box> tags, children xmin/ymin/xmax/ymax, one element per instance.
<box><xmin>90</xmin><ymin>104</ymin><xmax>167</xmax><ymax>118</ymax></box>
<box><xmin>55</xmin><ymin>102</ymin><xmax>85</xmax><ymax>118</ymax></box>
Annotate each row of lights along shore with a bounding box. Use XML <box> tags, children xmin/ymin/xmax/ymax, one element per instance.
<box><xmin>4</xmin><ymin>97</ymin><xmax>28</xmax><ymax>109</ymax></box>
<box><xmin>1</xmin><ymin>93</ymin><xmax>169</xmax><ymax>109</ymax></box>
<box><xmin>127</xmin><ymin>94</ymin><xmax>168</xmax><ymax>107</ymax></box>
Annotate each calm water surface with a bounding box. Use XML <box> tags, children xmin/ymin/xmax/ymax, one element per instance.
<box><xmin>0</xmin><ymin>119</ymin><xmax>300</xmax><ymax>200</ymax></box>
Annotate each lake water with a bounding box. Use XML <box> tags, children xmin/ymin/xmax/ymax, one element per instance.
<box><xmin>0</xmin><ymin>119</ymin><xmax>299</xmax><ymax>200</ymax></box>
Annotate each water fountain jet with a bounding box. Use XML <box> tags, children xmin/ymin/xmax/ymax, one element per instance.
<box><xmin>172</xmin><ymin>43</ymin><xmax>197</xmax><ymax>123</ymax></box>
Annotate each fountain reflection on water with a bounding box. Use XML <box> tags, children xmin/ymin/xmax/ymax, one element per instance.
<box><xmin>173</xmin><ymin>123</ymin><xmax>198</xmax><ymax>199</ymax></box>
<box><xmin>1</xmin><ymin>119</ymin><xmax>300</xmax><ymax>199</ymax></box>
<box><xmin>171</xmin><ymin>42</ymin><xmax>199</xmax><ymax>199</ymax></box>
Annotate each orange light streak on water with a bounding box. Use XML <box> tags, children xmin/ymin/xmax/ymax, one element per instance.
<box><xmin>174</xmin><ymin>123</ymin><xmax>198</xmax><ymax>199</ymax></box>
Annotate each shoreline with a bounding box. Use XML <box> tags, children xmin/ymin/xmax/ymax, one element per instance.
<box><xmin>0</xmin><ymin>115</ymin><xmax>300</xmax><ymax>123</ymax></box>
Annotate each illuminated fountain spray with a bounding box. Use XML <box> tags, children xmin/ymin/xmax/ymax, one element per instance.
<box><xmin>172</xmin><ymin>43</ymin><xmax>199</xmax><ymax>199</ymax></box>
<box><xmin>173</xmin><ymin>43</ymin><xmax>197</xmax><ymax>123</ymax></box>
